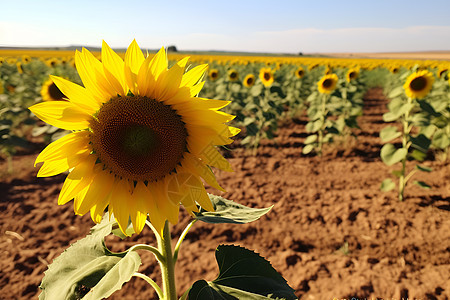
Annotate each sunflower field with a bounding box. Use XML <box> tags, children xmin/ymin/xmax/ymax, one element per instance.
<box><xmin>1</xmin><ymin>46</ymin><xmax>450</xmax><ymax>299</ymax></box>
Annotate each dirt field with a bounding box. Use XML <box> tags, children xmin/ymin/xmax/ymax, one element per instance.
<box><xmin>0</xmin><ymin>88</ymin><xmax>449</xmax><ymax>300</ymax></box>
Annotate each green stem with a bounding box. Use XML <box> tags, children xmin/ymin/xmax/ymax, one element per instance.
<box><xmin>399</xmin><ymin>97</ymin><xmax>413</xmax><ymax>201</ymax></box>
<box><xmin>173</xmin><ymin>219</ymin><xmax>197</xmax><ymax>263</ymax></box>
<box><xmin>128</xmin><ymin>243</ymin><xmax>164</xmax><ymax>263</ymax></box>
<box><xmin>159</xmin><ymin>221</ymin><xmax>177</xmax><ymax>300</ymax></box>
<box><xmin>133</xmin><ymin>272</ymin><xmax>164</xmax><ymax>299</ymax></box>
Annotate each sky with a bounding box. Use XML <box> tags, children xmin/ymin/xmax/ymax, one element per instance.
<box><xmin>1</xmin><ymin>0</ymin><xmax>450</xmax><ymax>53</ymax></box>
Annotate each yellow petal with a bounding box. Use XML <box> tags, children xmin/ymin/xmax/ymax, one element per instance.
<box><xmin>35</xmin><ymin>131</ymin><xmax>89</xmax><ymax>166</ymax></box>
<box><xmin>29</xmin><ymin>102</ymin><xmax>91</xmax><ymax>130</ymax></box>
<box><xmin>124</xmin><ymin>39</ymin><xmax>145</xmax><ymax>95</ymax></box>
<box><xmin>182</xmin><ymin>109</ymin><xmax>235</xmax><ymax>126</ymax></box>
<box><xmin>58</xmin><ymin>155</ymin><xmax>97</xmax><ymax>205</ymax></box>
<box><xmin>76</xmin><ymin>49</ymin><xmax>116</xmax><ymax>103</ymax></box>
<box><xmin>74</xmin><ymin>169</ymin><xmax>115</xmax><ymax>216</ymax></box>
<box><xmin>102</xmin><ymin>40</ymin><xmax>127</xmax><ymax>96</ymax></box>
<box><xmin>180</xmin><ymin>64</ymin><xmax>208</xmax><ymax>87</ymax></box>
<box><xmin>198</xmin><ymin>145</ymin><xmax>233</xmax><ymax>172</ymax></box>
<box><xmin>50</xmin><ymin>75</ymin><xmax>100</xmax><ymax>113</ymax></box>
<box><xmin>189</xmin><ymin>81</ymin><xmax>204</xmax><ymax>97</ymax></box>
<box><xmin>137</xmin><ymin>54</ymin><xmax>156</xmax><ymax>97</ymax></box>
<box><xmin>181</xmin><ymin>153</ymin><xmax>225</xmax><ymax>192</ymax></box>
<box><xmin>155</xmin><ymin>56</ymin><xmax>189</xmax><ymax>101</ymax></box>
<box><xmin>131</xmin><ymin>182</ymin><xmax>157</xmax><ymax>234</ymax></box>
<box><xmin>89</xmin><ymin>192</ymin><xmax>111</xmax><ymax>223</ymax></box>
<box><xmin>152</xmin><ymin>179</ymin><xmax>179</xmax><ymax>227</ymax></box>
<box><xmin>109</xmin><ymin>179</ymin><xmax>132</xmax><ymax>235</ymax></box>
<box><xmin>149</xmin><ymin>47</ymin><xmax>168</xmax><ymax>82</ymax></box>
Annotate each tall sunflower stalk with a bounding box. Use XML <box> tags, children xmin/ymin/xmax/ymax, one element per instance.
<box><xmin>31</xmin><ymin>40</ymin><xmax>297</xmax><ymax>300</ymax></box>
<box><xmin>380</xmin><ymin>70</ymin><xmax>435</xmax><ymax>201</ymax></box>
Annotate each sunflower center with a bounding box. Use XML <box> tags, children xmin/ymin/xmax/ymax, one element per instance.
<box><xmin>48</xmin><ymin>82</ymin><xmax>65</xmax><ymax>100</ymax></box>
<box><xmin>349</xmin><ymin>72</ymin><xmax>356</xmax><ymax>79</ymax></box>
<box><xmin>246</xmin><ymin>77</ymin><xmax>254</xmax><ymax>85</ymax></box>
<box><xmin>297</xmin><ymin>70</ymin><xmax>304</xmax><ymax>77</ymax></box>
<box><xmin>90</xmin><ymin>96</ymin><xmax>187</xmax><ymax>182</ymax></box>
<box><xmin>410</xmin><ymin>76</ymin><xmax>427</xmax><ymax>91</ymax></box>
<box><xmin>322</xmin><ymin>78</ymin><xmax>333</xmax><ymax>88</ymax></box>
<box><xmin>264</xmin><ymin>72</ymin><xmax>271</xmax><ymax>81</ymax></box>
<box><xmin>229</xmin><ymin>72</ymin><xmax>237</xmax><ymax>79</ymax></box>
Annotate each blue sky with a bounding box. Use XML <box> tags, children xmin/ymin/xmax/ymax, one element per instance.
<box><xmin>1</xmin><ymin>0</ymin><xmax>450</xmax><ymax>53</ymax></box>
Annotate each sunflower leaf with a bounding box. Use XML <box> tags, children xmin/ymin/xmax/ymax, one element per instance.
<box><xmin>194</xmin><ymin>194</ymin><xmax>272</xmax><ymax>224</ymax></box>
<box><xmin>39</xmin><ymin>213</ymin><xmax>141</xmax><ymax>300</ymax></box>
<box><xmin>187</xmin><ymin>245</ymin><xmax>297</xmax><ymax>300</ymax></box>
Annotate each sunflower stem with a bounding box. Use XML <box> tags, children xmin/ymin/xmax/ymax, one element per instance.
<box><xmin>173</xmin><ymin>219</ymin><xmax>197</xmax><ymax>263</ymax></box>
<box><xmin>128</xmin><ymin>243</ymin><xmax>164</xmax><ymax>263</ymax></box>
<box><xmin>159</xmin><ymin>221</ymin><xmax>177</xmax><ymax>300</ymax></box>
<box><xmin>133</xmin><ymin>272</ymin><xmax>164</xmax><ymax>299</ymax></box>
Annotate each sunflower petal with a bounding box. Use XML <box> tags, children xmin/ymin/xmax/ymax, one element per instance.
<box><xmin>58</xmin><ymin>156</ymin><xmax>96</xmax><ymax>205</ymax></box>
<box><xmin>74</xmin><ymin>169</ymin><xmax>115</xmax><ymax>216</ymax></box>
<box><xmin>50</xmin><ymin>76</ymin><xmax>100</xmax><ymax>114</ymax></box>
<box><xmin>29</xmin><ymin>102</ymin><xmax>91</xmax><ymax>130</ymax></box>
<box><xmin>155</xmin><ymin>56</ymin><xmax>189</xmax><ymax>101</ymax></box>
<box><xmin>181</xmin><ymin>153</ymin><xmax>225</xmax><ymax>192</ymax></box>
<box><xmin>124</xmin><ymin>39</ymin><xmax>145</xmax><ymax>95</ymax></box>
<box><xmin>189</xmin><ymin>81</ymin><xmax>205</xmax><ymax>97</ymax></box>
<box><xmin>109</xmin><ymin>179</ymin><xmax>132</xmax><ymax>235</ymax></box>
<box><xmin>180</xmin><ymin>64</ymin><xmax>208</xmax><ymax>87</ymax></box>
<box><xmin>35</xmin><ymin>131</ymin><xmax>89</xmax><ymax>166</ymax></box>
<box><xmin>102</xmin><ymin>41</ymin><xmax>127</xmax><ymax>96</ymax></box>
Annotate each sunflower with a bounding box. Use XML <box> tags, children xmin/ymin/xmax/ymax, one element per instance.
<box><xmin>346</xmin><ymin>68</ymin><xmax>359</xmax><ymax>82</ymax></box>
<box><xmin>40</xmin><ymin>78</ymin><xmax>67</xmax><ymax>101</ymax></box>
<box><xmin>29</xmin><ymin>40</ymin><xmax>239</xmax><ymax>235</ymax></box>
<box><xmin>16</xmin><ymin>62</ymin><xmax>23</xmax><ymax>74</ymax></box>
<box><xmin>0</xmin><ymin>57</ymin><xmax>4</xmax><ymax>64</ymax></box>
<box><xmin>259</xmin><ymin>67</ymin><xmax>274</xmax><ymax>87</ymax></box>
<box><xmin>390</xmin><ymin>66</ymin><xmax>400</xmax><ymax>74</ymax></box>
<box><xmin>403</xmin><ymin>70</ymin><xmax>434</xmax><ymax>99</ymax></box>
<box><xmin>243</xmin><ymin>74</ymin><xmax>255</xmax><ymax>87</ymax></box>
<box><xmin>228</xmin><ymin>69</ymin><xmax>239</xmax><ymax>81</ymax></box>
<box><xmin>317</xmin><ymin>74</ymin><xmax>338</xmax><ymax>94</ymax></box>
<box><xmin>21</xmin><ymin>55</ymin><xmax>32</xmax><ymax>64</ymax></box>
<box><xmin>208</xmin><ymin>68</ymin><xmax>219</xmax><ymax>81</ymax></box>
<box><xmin>294</xmin><ymin>67</ymin><xmax>305</xmax><ymax>79</ymax></box>
<box><xmin>46</xmin><ymin>58</ymin><xmax>59</xmax><ymax>67</ymax></box>
<box><xmin>438</xmin><ymin>67</ymin><xmax>448</xmax><ymax>79</ymax></box>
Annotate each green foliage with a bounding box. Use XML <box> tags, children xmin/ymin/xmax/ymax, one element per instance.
<box><xmin>194</xmin><ymin>194</ymin><xmax>273</xmax><ymax>224</ymax></box>
<box><xmin>187</xmin><ymin>245</ymin><xmax>297</xmax><ymax>300</ymax></box>
<box><xmin>39</xmin><ymin>214</ymin><xmax>141</xmax><ymax>300</ymax></box>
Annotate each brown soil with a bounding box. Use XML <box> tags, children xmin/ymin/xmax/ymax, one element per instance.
<box><xmin>1</xmin><ymin>88</ymin><xmax>449</xmax><ymax>300</ymax></box>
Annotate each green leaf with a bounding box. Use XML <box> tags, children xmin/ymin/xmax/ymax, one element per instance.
<box><xmin>415</xmin><ymin>165</ymin><xmax>432</xmax><ymax>172</ymax></box>
<box><xmin>380</xmin><ymin>126</ymin><xmax>401</xmax><ymax>142</ymax></box>
<box><xmin>410</xmin><ymin>149</ymin><xmax>427</xmax><ymax>161</ymax></box>
<box><xmin>304</xmin><ymin>134</ymin><xmax>317</xmax><ymax>144</ymax></box>
<box><xmin>188</xmin><ymin>245</ymin><xmax>297</xmax><ymax>300</ymax></box>
<box><xmin>302</xmin><ymin>144</ymin><xmax>315</xmax><ymax>154</ymax></box>
<box><xmin>432</xmin><ymin>130</ymin><xmax>450</xmax><ymax>149</ymax></box>
<box><xmin>380</xmin><ymin>144</ymin><xmax>407</xmax><ymax>166</ymax></box>
<box><xmin>388</xmin><ymin>86</ymin><xmax>404</xmax><ymax>98</ymax></box>
<box><xmin>39</xmin><ymin>213</ymin><xmax>141</xmax><ymax>300</ymax></box>
<box><xmin>380</xmin><ymin>178</ymin><xmax>395</xmax><ymax>191</ymax></box>
<box><xmin>410</xmin><ymin>134</ymin><xmax>431</xmax><ymax>153</ymax></box>
<box><xmin>414</xmin><ymin>181</ymin><xmax>431</xmax><ymax>189</ymax></box>
<box><xmin>194</xmin><ymin>194</ymin><xmax>272</xmax><ymax>224</ymax></box>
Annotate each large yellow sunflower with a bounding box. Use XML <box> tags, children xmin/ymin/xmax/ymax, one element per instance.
<box><xmin>29</xmin><ymin>40</ymin><xmax>239</xmax><ymax>235</ymax></box>
<box><xmin>403</xmin><ymin>70</ymin><xmax>434</xmax><ymax>99</ymax></box>
<box><xmin>259</xmin><ymin>67</ymin><xmax>274</xmax><ymax>87</ymax></box>
<box><xmin>40</xmin><ymin>78</ymin><xmax>67</xmax><ymax>101</ymax></box>
<box><xmin>317</xmin><ymin>74</ymin><xmax>338</xmax><ymax>94</ymax></box>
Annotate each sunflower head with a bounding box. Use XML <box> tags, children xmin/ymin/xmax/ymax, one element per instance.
<box><xmin>318</xmin><ymin>74</ymin><xmax>338</xmax><ymax>94</ymax></box>
<box><xmin>294</xmin><ymin>67</ymin><xmax>305</xmax><ymax>79</ymax></box>
<box><xmin>228</xmin><ymin>69</ymin><xmax>239</xmax><ymax>81</ymax></box>
<box><xmin>346</xmin><ymin>68</ymin><xmax>359</xmax><ymax>82</ymax></box>
<box><xmin>390</xmin><ymin>66</ymin><xmax>400</xmax><ymax>74</ymax></box>
<box><xmin>0</xmin><ymin>57</ymin><xmax>4</xmax><ymax>65</ymax></box>
<box><xmin>29</xmin><ymin>40</ymin><xmax>239</xmax><ymax>235</ymax></box>
<box><xmin>21</xmin><ymin>55</ymin><xmax>32</xmax><ymax>64</ymax></box>
<box><xmin>438</xmin><ymin>67</ymin><xmax>448</xmax><ymax>79</ymax></box>
<box><xmin>16</xmin><ymin>62</ymin><xmax>23</xmax><ymax>74</ymax></box>
<box><xmin>40</xmin><ymin>78</ymin><xmax>67</xmax><ymax>101</ymax></box>
<box><xmin>208</xmin><ymin>68</ymin><xmax>219</xmax><ymax>81</ymax></box>
<box><xmin>259</xmin><ymin>67</ymin><xmax>274</xmax><ymax>87</ymax></box>
<box><xmin>403</xmin><ymin>70</ymin><xmax>434</xmax><ymax>99</ymax></box>
<box><xmin>243</xmin><ymin>74</ymin><xmax>255</xmax><ymax>87</ymax></box>
<box><xmin>46</xmin><ymin>58</ymin><xmax>59</xmax><ymax>68</ymax></box>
